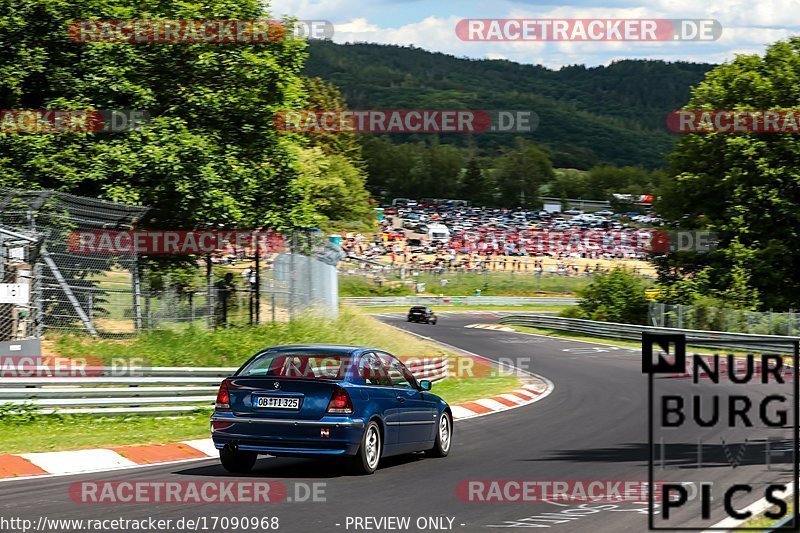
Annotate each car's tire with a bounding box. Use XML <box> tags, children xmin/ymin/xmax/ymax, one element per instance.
<box><xmin>407</xmin><ymin>317</ymin><xmax>412</xmax><ymax>322</ymax></box>
<box><xmin>351</xmin><ymin>421</ymin><xmax>381</xmax><ymax>474</ymax></box>
<box><xmin>219</xmin><ymin>446</ymin><xmax>257</xmax><ymax>473</ymax></box>
<box><xmin>426</xmin><ymin>411</ymin><xmax>452</xmax><ymax>458</ymax></box>
<box><xmin>430</xmin><ymin>318</ymin><xmax>437</xmax><ymax>325</ymax></box>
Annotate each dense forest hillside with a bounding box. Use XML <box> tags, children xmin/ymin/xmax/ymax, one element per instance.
<box><xmin>304</xmin><ymin>41</ymin><xmax>715</xmax><ymax>168</ymax></box>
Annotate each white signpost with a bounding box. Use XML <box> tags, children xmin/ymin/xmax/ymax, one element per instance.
<box><xmin>0</xmin><ymin>283</ymin><xmax>29</xmax><ymax>305</ymax></box>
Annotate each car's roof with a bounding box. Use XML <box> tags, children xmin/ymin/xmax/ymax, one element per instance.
<box><xmin>261</xmin><ymin>344</ymin><xmax>374</xmax><ymax>355</ymax></box>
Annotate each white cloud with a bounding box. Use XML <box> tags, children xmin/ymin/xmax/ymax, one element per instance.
<box><xmin>272</xmin><ymin>0</ymin><xmax>800</xmax><ymax>68</ymax></box>
<box><xmin>336</xmin><ymin>18</ymin><xmax>381</xmax><ymax>34</ymax></box>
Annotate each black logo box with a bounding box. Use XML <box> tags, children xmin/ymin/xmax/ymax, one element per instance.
<box><xmin>643</xmin><ymin>333</ymin><xmax>799</xmax><ymax>531</ymax></box>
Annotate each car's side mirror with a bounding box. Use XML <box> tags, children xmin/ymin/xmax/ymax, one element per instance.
<box><xmin>419</xmin><ymin>380</ymin><xmax>432</xmax><ymax>391</ymax></box>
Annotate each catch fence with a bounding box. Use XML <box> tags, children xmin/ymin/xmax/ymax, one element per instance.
<box><xmin>0</xmin><ymin>187</ymin><xmax>340</xmax><ymax>339</ymax></box>
<box><xmin>649</xmin><ymin>302</ymin><xmax>800</xmax><ymax>337</ymax></box>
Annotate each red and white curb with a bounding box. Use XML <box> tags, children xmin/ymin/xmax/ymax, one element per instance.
<box><xmin>449</xmin><ymin>381</ymin><xmax>552</xmax><ymax>420</ymax></box>
<box><xmin>0</xmin><ymin>376</ymin><xmax>553</xmax><ymax>481</ymax></box>
<box><xmin>464</xmin><ymin>323</ymin><xmax>515</xmax><ymax>332</ymax></box>
<box><xmin>0</xmin><ymin>439</ymin><xmax>219</xmax><ymax>481</ymax></box>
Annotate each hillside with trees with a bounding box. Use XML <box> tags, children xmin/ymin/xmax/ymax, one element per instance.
<box><xmin>304</xmin><ymin>41</ymin><xmax>715</xmax><ymax>169</ymax></box>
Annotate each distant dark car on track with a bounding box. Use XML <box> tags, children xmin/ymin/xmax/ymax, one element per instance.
<box><xmin>407</xmin><ymin>306</ymin><xmax>437</xmax><ymax>324</ymax></box>
<box><xmin>211</xmin><ymin>345</ymin><xmax>452</xmax><ymax>474</ymax></box>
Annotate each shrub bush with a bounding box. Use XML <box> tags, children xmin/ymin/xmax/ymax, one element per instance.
<box><xmin>577</xmin><ymin>267</ymin><xmax>649</xmax><ymax>324</ymax></box>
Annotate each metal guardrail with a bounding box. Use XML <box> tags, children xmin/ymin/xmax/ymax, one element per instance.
<box><xmin>0</xmin><ymin>358</ymin><xmax>449</xmax><ymax>415</ymax></box>
<box><xmin>498</xmin><ymin>315</ymin><xmax>800</xmax><ymax>354</ymax></box>
<box><xmin>342</xmin><ymin>296</ymin><xmax>578</xmax><ymax>307</ymax></box>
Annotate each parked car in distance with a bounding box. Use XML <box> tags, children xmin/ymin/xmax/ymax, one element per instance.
<box><xmin>211</xmin><ymin>345</ymin><xmax>452</xmax><ymax>475</ymax></box>
<box><xmin>407</xmin><ymin>306</ymin><xmax>437</xmax><ymax>324</ymax></box>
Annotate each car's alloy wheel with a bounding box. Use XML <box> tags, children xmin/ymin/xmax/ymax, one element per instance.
<box><xmin>426</xmin><ymin>412</ymin><xmax>452</xmax><ymax>457</ymax></box>
<box><xmin>352</xmin><ymin>421</ymin><xmax>381</xmax><ymax>474</ymax></box>
<box><xmin>439</xmin><ymin>412</ymin><xmax>451</xmax><ymax>452</ymax></box>
<box><xmin>365</xmin><ymin>425</ymin><xmax>380</xmax><ymax>468</ymax></box>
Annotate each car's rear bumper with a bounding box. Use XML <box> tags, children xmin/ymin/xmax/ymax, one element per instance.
<box><xmin>210</xmin><ymin>413</ymin><xmax>364</xmax><ymax>457</ymax></box>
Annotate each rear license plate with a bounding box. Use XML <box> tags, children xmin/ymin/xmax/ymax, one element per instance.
<box><xmin>253</xmin><ymin>396</ymin><xmax>301</xmax><ymax>409</ymax></box>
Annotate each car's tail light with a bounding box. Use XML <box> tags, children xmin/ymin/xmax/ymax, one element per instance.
<box><xmin>327</xmin><ymin>387</ymin><xmax>353</xmax><ymax>414</ymax></box>
<box><xmin>215</xmin><ymin>381</ymin><xmax>230</xmax><ymax>409</ymax></box>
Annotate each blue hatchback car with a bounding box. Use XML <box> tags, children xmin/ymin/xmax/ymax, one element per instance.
<box><xmin>211</xmin><ymin>345</ymin><xmax>452</xmax><ymax>474</ymax></box>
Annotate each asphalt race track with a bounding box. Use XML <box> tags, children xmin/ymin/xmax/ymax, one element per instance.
<box><xmin>0</xmin><ymin>313</ymin><xmax>794</xmax><ymax>532</ymax></box>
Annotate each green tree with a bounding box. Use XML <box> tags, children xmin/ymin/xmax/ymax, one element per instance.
<box><xmin>658</xmin><ymin>38</ymin><xmax>800</xmax><ymax>310</ymax></box>
<box><xmin>548</xmin><ymin>169</ymin><xmax>590</xmax><ymax>199</ymax></box>
<box><xmin>459</xmin><ymin>157</ymin><xmax>494</xmax><ymax>205</ymax></box>
<box><xmin>577</xmin><ymin>267</ymin><xmax>650</xmax><ymax>324</ymax></box>
<box><xmin>654</xmin><ymin>266</ymin><xmax>712</xmax><ymax>305</ymax></box>
<box><xmin>0</xmin><ymin>0</ymin><xmax>310</xmax><ymax>230</ymax></box>
<box><xmin>408</xmin><ymin>141</ymin><xmax>463</xmax><ymax>198</ymax></box>
<box><xmin>294</xmin><ymin>146</ymin><xmax>372</xmax><ymax>225</ymax></box>
<box><xmin>361</xmin><ymin>137</ymin><xmax>418</xmax><ymax>198</ymax></box>
<box><xmin>494</xmin><ymin>138</ymin><xmax>554</xmax><ymax>207</ymax></box>
<box><xmin>300</xmin><ymin>76</ymin><xmax>365</xmax><ymax>166</ymax></box>
<box><xmin>585</xmin><ymin>165</ymin><xmax>659</xmax><ymax>200</ymax></box>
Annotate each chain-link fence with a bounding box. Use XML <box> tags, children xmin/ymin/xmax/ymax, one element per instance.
<box><xmin>0</xmin><ymin>187</ymin><xmax>341</xmax><ymax>338</ymax></box>
<box><xmin>139</xmin><ymin>232</ymin><xmax>341</xmax><ymax>331</ymax></box>
<box><xmin>649</xmin><ymin>301</ymin><xmax>800</xmax><ymax>336</ymax></box>
<box><xmin>0</xmin><ymin>187</ymin><xmax>148</xmax><ymax>337</ymax></box>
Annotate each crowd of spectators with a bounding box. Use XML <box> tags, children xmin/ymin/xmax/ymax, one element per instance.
<box><xmin>339</xmin><ymin>202</ymin><xmax>658</xmax><ymax>277</ymax></box>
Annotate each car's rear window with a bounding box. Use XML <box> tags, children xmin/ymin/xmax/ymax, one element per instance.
<box><xmin>238</xmin><ymin>352</ymin><xmax>350</xmax><ymax>379</ymax></box>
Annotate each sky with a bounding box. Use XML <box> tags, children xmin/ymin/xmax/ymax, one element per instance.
<box><xmin>267</xmin><ymin>0</ymin><xmax>800</xmax><ymax>68</ymax></box>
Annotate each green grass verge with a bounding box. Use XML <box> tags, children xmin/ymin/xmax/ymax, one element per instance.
<box><xmin>0</xmin><ymin>410</ymin><xmax>213</xmax><ymax>454</ymax></box>
<box><xmin>507</xmin><ymin>325</ymin><xmax>645</xmax><ymax>350</ymax></box>
<box><xmin>737</xmin><ymin>503</ymin><xmax>793</xmax><ymax>530</ymax></box>
<box><xmin>50</xmin><ymin>308</ymin><xmax>452</xmax><ymax>367</ymax></box>
<box><xmin>433</xmin><ymin>375</ymin><xmax>520</xmax><ymax>405</ymax></box>
<box><xmin>339</xmin><ymin>275</ymin><xmax>414</xmax><ymax>296</ymax></box>
<box><xmin>340</xmin><ymin>272</ymin><xmax>592</xmax><ymax>297</ymax></box>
